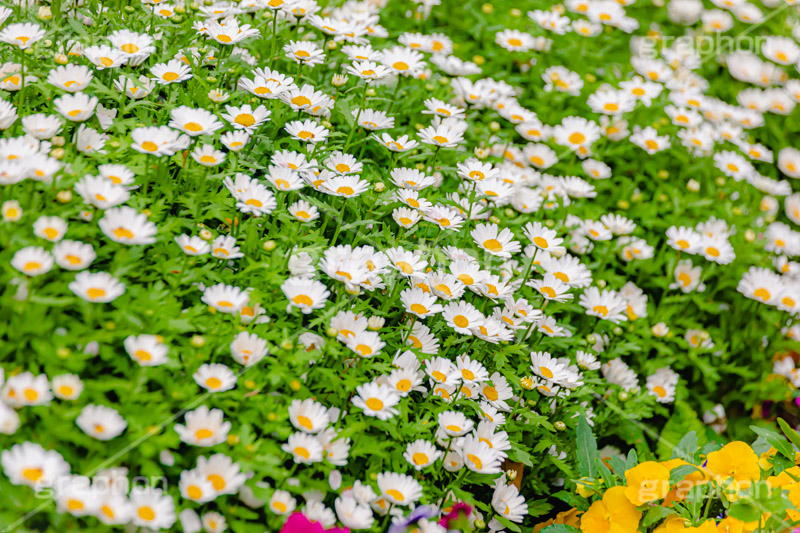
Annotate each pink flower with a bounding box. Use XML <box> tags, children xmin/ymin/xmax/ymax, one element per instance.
<box><xmin>439</xmin><ymin>502</ymin><xmax>472</xmax><ymax>529</ymax></box>
<box><xmin>280</xmin><ymin>512</ymin><xmax>349</xmax><ymax>533</ymax></box>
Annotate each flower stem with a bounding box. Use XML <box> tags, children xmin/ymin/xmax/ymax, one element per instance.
<box><xmin>426</xmin><ymin>146</ymin><xmax>441</xmax><ymax>171</ymax></box>
<box><xmin>330</xmin><ymin>198</ymin><xmax>348</xmax><ymax>244</ymax></box>
<box><xmin>268</xmin><ymin>10</ymin><xmax>279</xmax><ymax>67</ymax></box>
<box><xmin>343</xmin><ymin>82</ymin><xmax>368</xmax><ymax>152</ymax></box>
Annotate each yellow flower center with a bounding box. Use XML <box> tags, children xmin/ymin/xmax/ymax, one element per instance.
<box><xmin>138</xmin><ymin>506</ymin><xmax>155</xmax><ymax>521</ymax></box>
<box><xmin>453</xmin><ymin>315</ymin><xmax>469</xmax><ymax>328</ymax></box>
<box><xmin>365</xmin><ymin>397</ymin><xmax>384</xmax><ymax>410</ymax></box>
<box><xmin>568</xmin><ymin>132</ymin><xmax>586</xmax><ymax>144</ymax></box>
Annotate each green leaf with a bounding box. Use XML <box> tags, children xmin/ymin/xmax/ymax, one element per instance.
<box><xmin>527</xmin><ymin>499</ymin><xmax>554</xmax><ymax>518</ymax></box>
<box><xmin>657</xmin><ymin>402</ymin><xmax>707</xmax><ymax>460</ymax></box>
<box><xmin>699</xmin><ymin>441</ymin><xmax>722</xmax><ymax>456</ymax></box>
<box><xmin>608</xmin><ymin>455</ymin><xmax>628</xmax><ymax>477</ymax></box>
<box><xmin>596</xmin><ymin>459</ymin><xmax>616</xmax><ymax>488</ymax></box>
<box><xmin>728</xmin><ymin>502</ymin><xmax>762</xmax><ymax>523</ymax></box>
<box><xmin>540</xmin><ymin>525</ymin><xmax>581</xmax><ymax>533</ymax></box>
<box><xmin>626</xmin><ymin>449</ymin><xmax>638</xmax><ymax>470</ymax></box>
<box><xmin>552</xmin><ymin>491</ymin><xmax>590</xmax><ymax>511</ymax></box>
<box><xmin>684</xmin><ymin>485</ymin><xmax>707</xmax><ymax>515</ymax></box>
<box><xmin>550</xmin><ymin>456</ymin><xmax>575</xmax><ymax>478</ymax></box>
<box><xmin>507</xmin><ymin>448</ymin><xmax>534</xmax><ymax>468</ymax></box>
<box><xmin>669</xmin><ymin>464</ymin><xmax>699</xmax><ymax>485</ymax></box>
<box><xmin>671</xmin><ymin>431</ymin><xmax>698</xmax><ymax>461</ymax></box>
<box><xmin>751</xmin><ymin>424</ymin><xmax>794</xmax><ymax>460</ymax></box>
<box><xmin>777</xmin><ymin>418</ymin><xmax>800</xmax><ymax>451</ymax></box>
<box><xmin>617</xmin><ymin>420</ymin><xmax>650</xmax><ymax>458</ymax></box>
<box><xmin>494</xmin><ymin>515</ymin><xmax>522</xmax><ymax>532</ymax></box>
<box><xmin>642</xmin><ymin>506</ymin><xmax>676</xmax><ymax>529</ymax></box>
<box><xmin>576</xmin><ymin>415</ymin><xmax>598</xmax><ymax>478</ymax></box>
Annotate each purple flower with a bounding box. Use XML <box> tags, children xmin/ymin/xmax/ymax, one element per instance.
<box><xmin>388</xmin><ymin>506</ymin><xmax>437</xmax><ymax>533</ymax></box>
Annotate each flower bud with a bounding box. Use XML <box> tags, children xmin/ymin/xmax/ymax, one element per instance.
<box><xmin>576</xmin><ymin>478</ymin><xmax>595</xmax><ymax>497</ymax></box>
<box><xmin>651</xmin><ymin>323</ymin><xmax>669</xmax><ymax>337</ymax></box>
